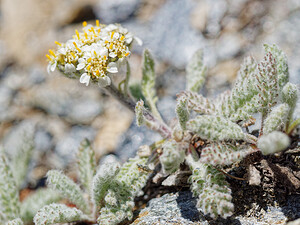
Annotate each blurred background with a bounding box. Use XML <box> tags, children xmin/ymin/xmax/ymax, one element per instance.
<box><xmin>0</xmin><ymin>0</ymin><xmax>299</xmax><ymax>188</ymax></box>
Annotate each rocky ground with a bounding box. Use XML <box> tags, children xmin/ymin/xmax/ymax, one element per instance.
<box><xmin>0</xmin><ymin>0</ymin><xmax>299</xmax><ymax>224</ymax></box>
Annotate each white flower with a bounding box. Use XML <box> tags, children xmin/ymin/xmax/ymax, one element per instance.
<box><xmin>79</xmin><ymin>73</ymin><xmax>90</xmax><ymax>86</ymax></box>
<box><xmin>77</xmin><ymin>58</ymin><xmax>86</xmax><ymax>70</ymax></box>
<box><xmin>47</xmin><ymin>61</ymin><xmax>57</xmax><ymax>74</ymax></box>
<box><xmin>97</xmin><ymin>46</ymin><xmax>108</xmax><ymax>56</ymax></box>
<box><xmin>109</xmin><ymin>52</ymin><xmax>117</xmax><ymax>58</ymax></box>
<box><xmin>65</xmin><ymin>63</ymin><xmax>76</xmax><ymax>73</ymax></box>
<box><xmin>48</xmin><ymin>21</ymin><xmax>142</xmax><ymax>87</ymax></box>
<box><xmin>107</xmin><ymin>62</ymin><xmax>118</xmax><ymax>73</ymax></box>
<box><xmin>98</xmin><ymin>76</ymin><xmax>111</xmax><ymax>87</ymax></box>
<box><xmin>104</xmin><ymin>24</ymin><xmax>118</xmax><ymax>32</ymax></box>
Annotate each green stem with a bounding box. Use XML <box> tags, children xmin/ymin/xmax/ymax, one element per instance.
<box><xmin>148</xmin><ymin>97</ymin><xmax>163</xmax><ymax>122</ymax></box>
<box><xmin>104</xmin><ymin>83</ymin><xmax>172</xmax><ymax>139</ymax></box>
<box><xmin>259</xmin><ymin>111</ymin><xmax>267</xmax><ymax>137</ymax></box>
<box><xmin>124</xmin><ymin>61</ymin><xmax>131</xmax><ymax>97</ymax></box>
<box><xmin>287</xmin><ymin>118</ymin><xmax>300</xmax><ymax>135</ymax></box>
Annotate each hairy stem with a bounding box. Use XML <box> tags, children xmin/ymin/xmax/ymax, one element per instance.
<box><xmin>124</xmin><ymin>61</ymin><xmax>131</xmax><ymax>97</ymax></box>
<box><xmin>259</xmin><ymin>111</ymin><xmax>267</xmax><ymax>137</ymax></box>
<box><xmin>104</xmin><ymin>83</ymin><xmax>172</xmax><ymax>138</ymax></box>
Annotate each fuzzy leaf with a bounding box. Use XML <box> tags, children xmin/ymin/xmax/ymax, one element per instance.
<box><xmin>282</xmin><ymin>82</ymin><xmax>298</xmax><ymax>123</ymax></box>
<box><xmin>46</xmin><ymin>170</ymin><xmax>89</xmax><ymax>214</ymax></box>
<box><xmin>264</xmin><ymin>44</ymin><xmax>289</xmax><ymax>89</ymax></box>
<box><xmin>0</xmin><ymin>150</ymin><xmax>20</xmax><ymax>223</ymax></box>
<box><xmin>263</xmin><ymin>103</ymin><xmax>289</xmax><ymax>134</ymax></box>
<box><xmin>200</xmin><ymin>143</ymin><xmax>255</xmax><ymax>166</ymax></box>
<box><xmin>175</xmin><ymin>97</ymin><xmax>189</xmax><ymax>130</ymax></box>
<box><xmin>77</xmin><ymin>139</ymin><xmax>96</xmax><ymax>194</ymax></box>
<box><xmin>92</xmin><ymin>163</ymin><xmax>120</xmax><ymax>207</ymax></box>
<box><xmin>217</xmin><ymin>56</ymin><xmax>259</xmax><ymax>122</ymax></box>
<box><xmin>129</xmin><ymin>83</ymin><xmax>146</xmax><ymax>102</ymax></box>
<box><xmin>141</xmin><ymin>49</ymin><xmax>161</xmax><ymax>120</ymax></box>
<box><xmin>256</xmin><ymin>52</ymin><xmax>279</xmax><ymax>114</ymax></box>
<box><xmin>258</xmin><ymin>131</ymin><xmax>290</xmax><ymax>155</ymax></box>
<box><xmin>177</xmin><ymin>91</ymin><xmax>215</xmax><ymax>115</ymax></box>
<box><xmin>20</xmin><ymin>188</ymin><xmax>61</xmax><ymax>223</ymax></box>
<box><xmin>11</xmin><ymin>127</ymin><xmax>35</xmax><ymax>189</ymax></box>
<box><xmin>186</xmin><ymin>49</ymin><xmax>207</xmax><ymax>92</ymax></box>
<box><xmin>186</xmin><ymin>155</ymin><xmax>234</xmax><ymax>218</ymax></box>
<box><xmin>6</xmin><ymin>218</ymin><xmax>23</xmax><ymax>225</ymax></box>
<box><xmin>135</xmin><ymin>100</ymin><xmax>171</xmax><ymax>139</ymax></box>
<box><xmin>160</xmin><ymin>140</ymin><xmax>185</xmax><ymax>174</ymax></box>
<box><xmin>135</xmin><ymin>100</ymin><xmax>145</xmax><ymax>126</ymax></box>
<box><xmin>186</xmin><ymin>115</ymin><xmax>247</xmax><ymax>141</ymax></box>
<box><xmin>33</xmin><ymin>203</ymin><xmax>87</xmax><ymax>225</ymax></box>
<box><xmin>98</xmin><ymin>156</ymin><xmax>149</xmax><ymax>225</ymax></box>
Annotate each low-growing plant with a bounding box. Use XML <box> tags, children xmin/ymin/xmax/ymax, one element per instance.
<box><xmin>33</xmin><ymin>139</ymin><xmax>150</xmax><ymax>225</ymax></box>
<box><xmin>28</xmin><ymin>20</ymin><xmax>300</xmax><ymax>223</ymax></box>
<box><xmin>0</xmin><ymin>127</ymin><xmax>61</xmax><ymax>225</ymax></box>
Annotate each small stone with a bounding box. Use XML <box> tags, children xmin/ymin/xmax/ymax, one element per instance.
<box><xmin>248</xmin><ymin>164</ymin><xmax>261</xmax><ymax>186</ymax></box>
<box><xmin>95</xmin><ymin>0</ymin><xmax>141</xmax><ymax>23</ymax></box>
<box><xmin>133</xmin><ymin>192</ymin><xmax>207</xmax><ymax>224</ymax></box>
<box><xmin>34</xmin><ymin>128</ymin><xmax>53</xmax><ymax>153</ymax></box>
<box><xmin>216</xmin><ymin>33</ymin><xmax>243</xmax><ymax>60</ymax></box>
<box><xmin>140</xmin><ymin>0</ymin><xmax>203</xmax><ymax>68</ymax></box>
<box><xmin>288</xmin><ymin>218</ymin><xmax>300</xmax><ymax>225</ymax></box>
<box><xmin>55</xmin><ymin>126</ymin><xmax>96</xmax><ymax>166</ymax></box>
<box><xmin>3</xmin><ymin>120</ymin><xmax>35</xmax><ymax>156</ymax></box>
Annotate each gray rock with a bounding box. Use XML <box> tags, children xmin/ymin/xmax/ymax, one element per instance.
<box><xmin>67</xmin><ymin>98</ymin><xmax>103</xmax><ymax>124</ymax></box>
<box><xmin>34</xmin><ymin>128</ymin><xmax>53</xmax><ymax>153</ymax></box>
<box><xmin>0</xmin><ymin>84</ymin><xmax>13</xmax><ymax>121</ymax></box>
<box><xmin>156</xmin><ymin>68</ymin><xmax>186</xmax><ymax>122</ymax></box>
<box><xmin>95</xmin><ymin>0</ymin><xmax>141</xmax><ymax>23</ymax></box>
<box><xmin>134</xmin><ymin>192</ymin><xmax>300</xmax><ymax>225</ymax></box>
<box><xmin>54</xmin><ymin>126</ymin><xmax>96</xmax><ymax>166</ymax></box>
<box><xmin>134</xmin><ymin>0</ymin><xmax>203</xmax><ymax>68</ymax></box>
<box><xmin>3</xmin><ymin>120</ymin><xmax>35</xmax><ymax>156</ymax></box>
<box><xmin>288</xmin><ymin>218</ymin><xmax>300</xmax><ymax>225</ymax></box>
<box><xmin>115</xmin><ymin>123</ymin><xmax>161</xmax><ymax>162</ymax></box>
<box><xmin>133</xmin><ymin>192</ymin><xmax>208</xmax><ymax>225</ymax></box>
<box><xmin>2</xmin><ymin>69</ymin><xmax>28</xmax><ymax>91</ymax></box>
<box><xmin>157</xmin><ymin>96</ymin><xmax>177</xmax><ymax>124</ymax></box>
<box><xmin>3</xmin><ymin>66</ymin><xmax>47</xmax><ymax>90</ymax></box>
<box><xmin>216</xmin><ymin>33</ymin><xmax>242</xmax><ymax>60</ymax></box>
<box><xmin>264</xmin><ymin>10</ymin><xmax>300</xmax><ymax>85</ymax></box>
<box><xmin>205</xmin><ymin>0</ymin><xmax>227</xmax><ymax>37</ymax></box>
<box><xmin>28</xmin><ymin>66</ymin><xmax>47</xmax><ymax>85</ymax></box>
<box><xmin>21</xmin><ymin>78</ymin><xmax>103</xmax><ymax>124</ymax></box>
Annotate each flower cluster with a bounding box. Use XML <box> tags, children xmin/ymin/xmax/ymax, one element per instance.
<box><xmin>46</xmin><ymin>21</ymin><xmax>142</xmax><ymax>86</ymax></box>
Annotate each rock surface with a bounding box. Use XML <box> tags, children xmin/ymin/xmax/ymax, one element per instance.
<box><xmin>133</xmin><ymin>192</ymin><xmax>207</xmax><ymax>225</ymax></box>
<box><xmin>133</xmin><ymin>192</ymin><xmax>300</xmax><ymax>225</ymax></box>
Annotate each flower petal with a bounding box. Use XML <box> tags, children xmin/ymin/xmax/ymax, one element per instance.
<box><xmin>125</xmin><ymin>37</ymin><xmax>133</xmax><ymax>44</ymax></box>
<box><xmin>98</xmin><ymin>76</ymin><xmax>111</xmax><ymax>87</ymax></box>
<box><xmin>107</xmin><ymin>62</ymin><xmax>118</xmax><ymax>73</ymax></box>
<box><xmin>109</xmin><ymin>52</ymin><xmax>117</xmax><ymax>58</ymax></box>
<box><xmin>49</xmin><ymin>61</ymin><xmax>57</xmax><ymax>72</ymax></box>
<box><xmin>99</xmin><ymin>48</ymin><xmax>108</xmax><ymax>56</ymax></box>
<box><xmin>79</xmin><ymin>73</ymin><xmax>90</xmax><ymax>86</ymax></box>
<box><xmin>76</xmin><ymin>63</ymin><xmax>85</xmax><ymax>70</ymax></box>
<box><xmin>58</xmin><ymin>48</ymin><xmax>67</xmax><ymax>55</ymax></box>
<box><xmin>65</xmin><ymin>63</ymin><xmax>76</xmax><ymax>73</ymax></box>
<box><xmin>105</xmin><ymin>24</ymin><xmax>118</xmax><ymax>31</ymax></box>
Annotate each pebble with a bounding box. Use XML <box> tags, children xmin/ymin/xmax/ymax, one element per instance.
<box><xmin>95</xmin><ymin>0</ymin><xmax>141</xmax><ymax>23</ymax></box>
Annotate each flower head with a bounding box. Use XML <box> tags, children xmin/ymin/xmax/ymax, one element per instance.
<box><xmin>46</xmin><ymin>20</ymin><xmax>141</xmax><ymax>87</ymax></box>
